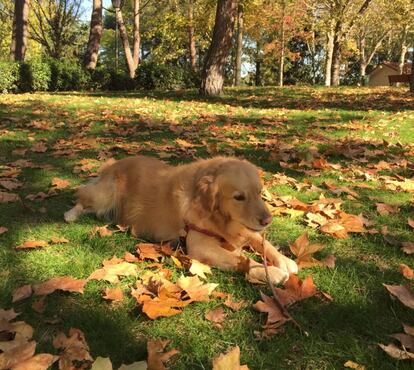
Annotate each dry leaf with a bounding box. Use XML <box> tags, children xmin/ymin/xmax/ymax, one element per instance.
<box><xmin>147</xmin><ymin>339</ymin><xmax>179</xmax><ymax>370</ymax></box>
<box><xmin>88</xmin><ymin>259</ymin><xmax>138</xmax><ymax>283</ymax></box>
<box><xmin>408</xmin><ymin>218</ymin><xmax>414</xmax><ymax>229</ymax></box>
<box><xmin>0</xmin><ymin>191</ymin><xmax>20</xmax><ymax>203</ymax></box>
<box><xmin>205</xmin><ymin>307</ymin><xmax>227</xmax><ymax>328</ymax></box>
<box><xmin>124</xmin><ymin>251</ymin><xmax>139</xmax><ymax>263</ymax></box>
<box><xmin>189</xmin><ymin>259</ymin><xmax>212</xmax><ymax>279</ymax></box>
<box><xmin>31</xmin><ymin>298</ymin><xmax>46</xmax><ymax>314</ymax></box>
<box><xmin>15</xmin><ymin>240</ymin><xmax>48</xmax><ymax>250</ymax></box>
<box><xmin>103</xmin><ymin>287</ymin><xmax>124</xmax><ymax>302</ymax></box>
<box><xmin>92</xmin><ymin>225</ymin><xmax>113</xmax><ymax>237</ymax></box>
<box><xmin>253</xmin><ymin>292</ymin><xmax>289</xmax><ymax>327</ymax></box>
<box><xmin>0</xmin><ymin>179</ymin><xmax>22</xmax><ymax>191</ymax></box>
<box><xmin>0</xmin><ymin>226</ymin><xmax>8</xmax><ymax>235</ymax></box>
<box><xmin>177</xmin><ymin>275</ymin><xmax>218</xmax><ymax>302</ymax></box>
<box><xmin>399</xmin><ymin>264</ymin><xmax>413</xmax><ymax>280</ymax></box>
<box><xmin>344</xmin><ymin>360</ymin><xmax>365</xmax><ymax>369</ymax></box>
<box><xmin>12</xmin><ymin>285</ymin><xmax>33</xmax><ymax>303</ymax></box>
<box><xmin>50</xmin><ymin>236</ymin><xmax>69</xmax><ymax>244</ymax></box>
<box><xmin>51</xmin><ymin>177</ymin><xmax>70</xmax><ymax>190</ymax></box>
<box><xmin>91</xmin><ymin>357</ymin><xmax>113</xmax><ymax>370</ymax></box>
<box><xmin>274</xmin><ymin>274</ymin><xmax>318</xmax><ymax>307</ymax></box>
<box><xmin>33</xmin><ymin>276</ymin><xmax>87</xmax><ymax>296</ymax></box>
<box><xmin>118</xmin><ymin>361</ymin><xmax>147</xmax><ymax>370</ymax></box>
<box><xmin>376</xmin><ymin>203</ymin><xmax>399</xmax><ymax>216</ymax></box>
<box><xmin>383</xmin><ymin>284</ymin><xmax>414</xmax><ymax>309</ymax></box>
<box><xmin>379</xmin><ymin>343</ymin><xmax>414</xmax><ymax>360</ymax></box>
<box><xmin>402</xmin><ymin>242</ymin><xmax>414</xmax><ymax>255</ymax></box>
<box><xmin>212</xmin><ymin>346</ymin><xmax>249</xmax><ymax>370</ymax></box>
<box><xmin>137</xmin><ymin>243</ymin><xmax>162</xmax><ymax>260</ymax></box>
<box><xmin>0</xmin><ymin>341</ymin><xmax>36</xmax><ymax>370</ymax></box>
<box><xmin>0</xmin><ymin>308</ymin><xmax>20</xmax><ymax>322</ymax></box>
<box><xmin>12</xmin><ymin>353</ymin><xmax>58</xmax><ymax>370</ymax></box>
<box><xmin>289</xmin><ymin>233</ymin><xmax>325</xmax><ymax>268</ymax></box>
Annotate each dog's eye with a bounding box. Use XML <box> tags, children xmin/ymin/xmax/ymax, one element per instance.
<box><xmin>234</xmin><ymin>194</ymin><xmax>246</xmax><ymax>201</ymax></box>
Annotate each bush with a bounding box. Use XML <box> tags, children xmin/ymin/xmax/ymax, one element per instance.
<box><xmin>19</xmin><ymin>59</ymin><xmax>51</xmax><ymax>92</ymax></box>
<box><xmin>0</xmin><ymin>62</ymin><xmax>20</xmax><ymax>93</ymax></box>
<box><xmin>135</xmin><ymin>62</ymin><xmax>187</xmax><ymax>90</ymax></box>
<box><xmin>49</xmin><ymin>60</ymin><xmax>91</xmax><ymax>91</ymax></box>
<box><xmin>88</xmin><ymin>66</ymin><xmax>112</xmax><ymax>90</ymax></box>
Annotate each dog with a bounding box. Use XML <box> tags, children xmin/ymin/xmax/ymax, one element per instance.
<box><xmin>64</xmin><ymin>156</ymin><xmax>298</xmax><ymax>284</ymax></box>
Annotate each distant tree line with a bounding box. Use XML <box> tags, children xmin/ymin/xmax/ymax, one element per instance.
<box><xmin>2</xmin><ymin>0</ymin><xmax>414</xmax><ymax>94</ymax></box>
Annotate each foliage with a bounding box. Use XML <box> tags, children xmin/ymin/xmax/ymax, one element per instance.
<box><xmin>0</xmin><ymin>61</ymin><xmax>20</xmax><ymax>93</ymax></box>
<box><xmin>49</xmin><ymin>59</ymin><xmax>91</xmax><ymax>91</ymax></box>
<box><xmin>19</xmin><ymin>58</ymin><xmax>51</xmax><ymax>92</ymax></box>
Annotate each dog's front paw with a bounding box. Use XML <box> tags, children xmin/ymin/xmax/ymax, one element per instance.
<box><xmin>247</xmin><ymin>265</ymin><xmax>289</xmax><ymax>285</ymax></box>
<box><xmin>281</xmin><ymin>256</ymin><xmax>298</xmax><ymax>274</ymax></box>
<box><xmin>266</xmin><ymin>266</ymin><xmax>289</xmax><ymax>285</ymax></box>
<box><xmin>268</xmin><ymin>253</ymin><xmax>298</xmax><ymax>275</ymax></box>
<box><xmin>64</xmin><ymin>208</ymin><xmax>78</xmax><ymax>222</ymax></box>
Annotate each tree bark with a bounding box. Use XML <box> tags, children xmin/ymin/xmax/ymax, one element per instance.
<box><xmin>200</xmin><ymin>0</ymin><xmax>237</xmax><ymax>96</ymax></box>
<box><xmin>331</xmin><ymin>32</ymin><xmax>341</xmax><ymax>86</ymax></box>
<box><xmin>188</xmin><ymin>0</ymin><xmax>197</xmax><ymax>71</ymax></box>
<box><xmin>278</xmin><ymin>1</ymin><xmax>285</xmax><ymax>87</ymax></box>
<box><xmin>324</xmin><ymin>21</ymin><xmax>334</xmax><ymax>86</ymax></box>
<box><xmin>115</xmin><ymin>7</ymin><xmax>136</xmax><ymax>78</ymax></box>
<box><xmin>84</xmin><ymin>0</ymin><xmax>103</xmax><ymax>69</ymax></box>
<box><xmin>410</xmin><ymin>52</ymin><xmax>414</xmax><ymax>93</ymax></box>
<box><xmin>255</xmin><ymin>41</ymin><xmax>262</xmax><ymax>86</ymax></box>
<box><xmin>132</xmin><ymin>0</ymin><xmax>140</xmax><ymax>69</ymax></box>
<box><xmin>398</xmin><ymin>25</ymin><xmax>408</xmax><ymax>75</ymax></box>
<box><xmin>10</xmin><ymin>0</ymin><xmax>30</xmax><ymax>61</ymax></box>
<box><xmin>234</xmin><ymin>3</ymin><xmax>243</xmax><ymax>86</ymax></box>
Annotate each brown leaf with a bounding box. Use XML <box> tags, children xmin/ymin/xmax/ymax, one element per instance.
<box><xmin>31</xmin><ymin>298</ymin><xmax>46</xmax><ymax>314</ymax></box>
<box><xmin>274</xmin><ymin>274</ymin><xmax>318</xmax><ymax>307</ymax></box>
<box><xmin>147</xmin><ymin>339</ymin><xmax>179</xmax><ymax>370</ymax></box>
<box><xmin>379</xmin><ymin>343</ymin><xmax>414</xmax><ymax>360</ymax></box>
<box><xmin>400</xmin><ymin>264</ymin><xmax>414</xmax><ymax>280</ymax></box>
<box><xmin>177</xmin><ymin>275</ymin><xmax>218</xmax><ymax>302</ymax></box>
<box><xmin>223</xmin><ymin>296</ymin><xmax>246</xmax><ymax>311</ymax></box>
<box><xmin>0</xmin><ymin>308</ymin><xmax>20</xmax><ymax>322</ymax></box>
<box><xmin>50</xmin><ymin>236</ymin><xmax>69</xmax><ymax>244</ymax></box>
<box><xmin>0</xmin><ymin>341</ymin><xmax>36</xmax><ymax>370</ymax></box>
<box><xmin>50</xmin><ymin>177</ymin><xmax>70</xmax><ymax>190</ymax></box>
<box><xmin>12</xmin><ymin>353</ymin><xmax>58</xmax><ymax>370</ymax></box>
<box><xmin>344</xmin><ymin>360</ymin><xmax>366</xmax><ymax>370</ymax></box>
<box><xmin>253</xmin><ymin>292</ymin><xmax>289</xmax><ymax>326</ymax></box>
<box><xmin>289</xmin><ymin>233</ymin><xmax>325</xmax><ymax>269</ymax></box>
<box><xmin>137</xmin><ymin>243</ymin><xmax>162</xmax><ymax>260</ymax></box>
<box><xmin>390</xmin><ymin>333</ymin><xmax>414</xmax><ymax>352</ymax></box>
<box><xmin>92</xmin><ymin>225</ymin><xmax>113</xmax><ymax>237</ymax></box>
<box><xmin>205</xmin><ymin>307</ymin><xmax>227</xmax><ymax>328</ymax></box>
<box><xmin>33</xmin><ymin>276</ymin><xmax>87</xmax><ymax>296</ymax></box>
<box><xmin>402</xmin><ymin>242</ymin><xmax>414</xmax><ymax>255</ymax></box>
<box><xmin>103</xmin><ymin>287</ymin><xmax>124</xmax><ymax>302</ymax></box>
<box><xmin>0</xmin><ymin>191</ymin><xmax>20</xmax><ymax>203</ymax></box>
<box><xmin>0</xmin><ymin>226</ymin><xmax>8</xmax><ymax>235</ymax></box>
<box><xmin>31</xmin><ymin>142</ymin><xmax>48</xmax><ymax>153</ymax></box>
<box><xmin>376</xmin><ymin>203</ymin><xmax>399</xmax><ymax>216</ymax></box>
<box><xmin>53</xmin><ymin>328</ymin><xmax>93</xmax><ymax>368</ymax></box>
<box><xmin>212</xmin><ymin>346</ymin><xmax>249</xmax><ymax>370</ymax></box>
<box><xmin>88</xmin><ymin>259</ymin><xmax>138</xmax><ymax>283</ymax></box>
<box><xmin>141</xmin><ymin>297</ymin><xmax>190</xmax><ymax>320</ymax></box>
<box><xmin>383</xmin><ymin>284</ymin><xmax>414</xmax><ymax>309</ymax></box>
<box><xmin>0</xmin><ymin>179</ymin><xmax>23</xmax><ymax>191</ymax></box>
<box><xmin>408</xmin><ymin>218</ymin><xmax>414</xmax><ymax>229</ymax></box>
<box><xmin>91</xmin><ymin>357</ymin><xmax>113</xmax><ymax>370</ymax></box>
<box><xmin>15</xmin><ymin>240</ymin><xmax>48</xmax><ymax>250</ymax></box>
<box><xmin>124</xmin><ymin>251</ymin><xmax>139</xmax><ymax>262</ymax></box>
<box><xmin>12</xmin><ymin>285</ymin><xmax>33</xmax><ymax>303</ymax></box>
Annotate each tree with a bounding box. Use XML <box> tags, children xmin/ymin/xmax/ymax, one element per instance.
<box><xmin>10</xmin><ymin>0</ymin><xmax>30</xmax><ymax>61</ymax></box>
<box><xmin>234</xmin><ymin>2</ymin><xmax>243</xmax><ymax>85</ymax></box>
<box><xmin>410</xmin><ymin>47</ymin><xmax>414</xmax><ymax>93</ymax></box>
<box><xmin>112</xmin><ymin>0</ymin><xmax>140</xmax><ymax>78</ymax></box>
<box><xmin>84</xmin><ymin>0</ymin><xmax>103</xmax><ymax>69</ymax></box>
<box><xmin>30</xmin><ymin>0</ymin><xmax>84</xmax><ymax>59</ymax></box>
<box><xmin>188</xmin><ymin>0</ymin><xmax>198</xmax><ymax>71</ymax></box>
<box><xmin>200</xmin><ymin>0</ymin><xmax>237</xmax><ymax>96</ymax></box>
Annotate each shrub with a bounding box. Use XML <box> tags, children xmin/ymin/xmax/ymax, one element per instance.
<box><xmin>0</xmin><ymin>62</ymin><xmax>20</xmax><ymax>93</ymax></box>
<box><xmin>88</xmin><ymin>66</ymin><xmax>112</xmax><ymax>90</ymax></box>
<box><xmin>19</xmin><ymin>59</ymin><xmax>51</xmax><ymax>92</ymax></box>
<box><xmin>135</xmin><ymin>62</ymin><xmax>187</xmax><ymax>90</ymax></box>
<box><xmin>49</xmin><ymin>60</ymin><xmax>91</xmax><ymax>91</ymax></box>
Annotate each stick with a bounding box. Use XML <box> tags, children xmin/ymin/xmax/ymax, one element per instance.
<box><xmin>262</xmin><ymin>234</ymin><xmax>307</xmax><ymax>335</ymax></box>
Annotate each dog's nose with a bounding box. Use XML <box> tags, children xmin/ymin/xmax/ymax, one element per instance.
<box><xmin>260</xmin><ymin>215</ymin><xmax>272</xmax><ymax>227</ymax></box>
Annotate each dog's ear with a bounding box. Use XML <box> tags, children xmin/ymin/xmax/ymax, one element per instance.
<box><xmin>197</xmin><ymin>174</ymin><xmax>219</xmax><ymax>212</ymax></box>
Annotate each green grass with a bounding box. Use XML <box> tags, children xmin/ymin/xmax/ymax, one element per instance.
<box><xmin>1</xmin><ymin>86</ymin><xmax>413</xmax><ymax>369</ymax></box>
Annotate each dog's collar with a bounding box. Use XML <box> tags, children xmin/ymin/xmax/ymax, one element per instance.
<box><xmin>185</xmin><ymin>222</ymin><xmax>226</xmax><ymax>243</ymax></box>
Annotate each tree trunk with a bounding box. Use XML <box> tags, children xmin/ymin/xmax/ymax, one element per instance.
<box><xmin>200</xmin><ymin>0</ymin><xmax>237</xmax><ymax>96</ymax></box>
<box><xmin>278</xmin><ymin>1</ymin><xmax>285</xmax><ymax>87</ymax></box>
<box><xmin>255</xmin><ymin>41</ymin><xmax>262</xmax><ymax>86</ymax></box>
<box><xmin>410</xmin><ymin>53</ymin><xmax>414</xmax><ymax>93</ymax></box>
<box><xmin>114</xmin><ymin>6</ymin><xmax>136</xmax><ymax>78</ymax></box>
<box><xmin>234</xmin><ymin>3</ymin><xmax>243</xmax><ymax>86</ymax></box>
<box><xmin>84</xmin><ymin>0</ymin><xmax>103</xmax><ymax>69</ymax></box>
<box><xmin>10</xmin><ymin>0</ymin><xmax>30</xmax><ymax>61</ymax></box>
<box><xmin>324</xmin><ymin>21</ymin><xmax>334</xmax><ymax>86</ymax></box>
<box><xmin>188</xmin><ymin>0</ymin><xmax>197</xmax><ymax>71</ymax></box>
<box><xmin>359</xmin><ymin>33</ymin><xmax>366</xmax><ymax>86</ymax></box>
<box><xmin>398</xmin><ymin>25</ymin><xmax>408</xmax><ymax>75</ymax></box>
<box><xmin>132</xmin><ymin>0</ymin><xmax>140</xmax><ymax>69</ymax></box>
<box><xmin>331</xmin><ymin>33</ymin><xmax>341</xmax><ymax>86</ymax></box>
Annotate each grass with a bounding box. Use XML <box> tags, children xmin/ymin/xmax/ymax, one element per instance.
<box><xmin>0</xmin><ymin>85</ymin><xmax>414</xmax><ymax>369</ymax></box>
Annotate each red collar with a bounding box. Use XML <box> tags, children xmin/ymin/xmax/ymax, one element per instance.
<box><xmin>185</xmin><ymin>222</ymin><xmax>226</xmax><ymax>243</ymax></box>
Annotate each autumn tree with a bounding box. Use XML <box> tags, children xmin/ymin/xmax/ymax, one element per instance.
<box><xmin>30</xmin><ymin>0</ymin><xmax>84</xmax><ymax>59</ymax></box>
<box><xmin>84</xmin><ymin>0</ymin><xmax>103</xmax><ymax>69</ymax></box>
<box><xmin>9</xmin><ymin>0</ymin><xmax>31</xmax><ymax>61</ymax></box>
<box><xmin>234</xmin><ymin>2</ymin><xmax>243</xmax><ymax>85</ymax></box>
<box><xmin>200</xmin><ymin>0</ymin><xmax>237</xmax><ymax>96</ymax></box>
<box><xmin>188</xmin><ymin>0</ymin><xmax>198</xmax><ymax>71</ymax></box>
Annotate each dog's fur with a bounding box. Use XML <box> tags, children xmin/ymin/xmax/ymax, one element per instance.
<box><xmin>65</xmin><ymin>156</ymin><xmax>298</xmax><ymax>284</ymax></box>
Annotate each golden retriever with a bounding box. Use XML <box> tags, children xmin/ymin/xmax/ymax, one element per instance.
<box><xmin>64</xmin><ymin>156</ymin><xmax>298</xmax><ymax>284</ymax></box>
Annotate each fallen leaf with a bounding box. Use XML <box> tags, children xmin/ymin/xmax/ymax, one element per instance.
<box><xmin>205</xmin><ymin>307</ymin><xmax>227</xmax><ymax>328</ymax></box>
<box><xmin>51</xmin><ymin>177</ymin><xmax>70</xmax><ymax>190</ymax></box>
<box><xmin>118</xmin><ymin>361</ymin><xmax>147</xmax><ymax>370</ymax></box>
<box><xmin>92</xmin><ymin>225</ymin><xmax>113</xmax><ymax>237</ymax></box>
<box><xmin>33</xmin><ymin>276</ymin><xmax>87</xmax><ymax>296</ymax></box>
<box><xmin>0</xmin><ymin>191</ymin><xmax>20</xmax><ymax>203</ymax></box>
<box><xmin>289</xmin><ymin>233</ymin><xmax>325</xmax><ymax>268</ymax></box>
<box><xmin>402</xmin><ymin>242</ymin><xmax>414</xmax><ymax>255</ymax></box>
<box><xmin>344</xmin><ymin>360</ymin><xmax>365</xmax><ymax>369</ymax></box>
<box><xmin>0</xmin><ymin>308</ymin><xmax>20</xmax><ymax>322</ymax></box>
<box><xmin>274</xmin><ymin>274</ymin><xmax>318</xmax><ymax>307</ymax></box>
<box><xmin>124</xmin><ymin>251</ymin><xmax>139</xmax><ymax>262</ymax></box>
<box><xmin>376</xmin><ymin>203</ymin><xmax>399</xmax><ymax>216</ymax></box>
<box><xmin>0</xmin><ymin>179</ymin><xmax>22</xmax><ymax>191</ymax></box>
<box><xmin>212</xmin><ymin>346</ymin><xmax>249</xmax><ymax>370</ymax></box>
<box><xmin>12</xmin><ymin>285</ymin><xmax>33</xmax><ymax>303</ymax></box>
<box><xmin>0</xmin><ymin>341</ymin><xmax>36</xmax><ymax>370</ymax></box>
<box><xmin>137</xmin><ymin>243</ymin><xmax>162</xmax><ymax>260</ymax></box>
<box><xmin>50</xmin><ymin>236</ymin><xmax>69</xmax><ymax>244</ymax></box>
<box><xmin>189</xmin><ymin>259</ymin><xmax>212</xmax><ymax>279</ymax></box>
<box><xmin>0</xmin><ymin>227</ymin><xmax>8</xmax><ymax>235</ymax></box>
<box><xmin>400</xmin><ymin>264</ymin><xmax>414</xmax><ymax>280</ymax></box>
<box><xmin>12</xmin><ymin>353</ymin><xmax>58</xmax><ymax>370</ymax></box>
<box><xmin>177</xmin><ymin>275</ymin><xmax>218</xmax><ymax>302</ymax></box>
<box><xmin>147</xmin><ymin>339</ymin><xmax>179</xmax><ymax>370</ymax></box>
<box><xmin>31</xmin><ymin>298</ymin><xmax>46</xmax><ymax>314</ymax></box>
<box><xmin>379</xmin><ymin>343</ymin><xmax>414</xmax><ymax>360</ymax></box>
<box><xmin>88</xmin><ymin>259</ymin><xmax>138</xmax><ymax>283</ymax></box>
<box><xmin>103</xmin><ymin>287</ymin><xmax>124</xmax><ymax>302</ymax></box>
<box><xmin>15</xmin><ymin>240</ymin><xmax>48</xmax><ymax>250</ymax></box>
<box><xmin>383</xmin><ymin>284</ymin><xmax>414</xmax><ymax>309</ymax></box>
<box><xmin>408</xmin><ymin>218</ymin><xmax>414</xmax><ymax>229</ymax></box>
<box><xmin>91</xmin><ymin>357</ymin><xmax>113</xmax><ymax>370</ymax></box>
<box><xmin>253</xmin><ymin>292</ymin><xmax>289</xmax><ymax>327</ymax></box>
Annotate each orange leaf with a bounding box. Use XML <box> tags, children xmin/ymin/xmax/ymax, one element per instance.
<box><xmin>137</xmin><ymin>243</ymin><xmax>162</xmax><ymax>260</ymax></box>
<box><xmin>15</xmin><ymin>240</ymin><xmax>48</xmax><ymax>250</ymax></box>
<box><xmin>402</xmin><ymin>242</ymin><xmax>414</xmax><ymax>255</ymax></box>
<box><xmin>408</xmin><ymin>218</ymin><xmax>414</xmax><ymax>229</ymax></box>
<box><xmin>147</xmin><ymin>339</ymin><xmax>179</xmax><ymax>370</ymax></box>
<box><xmin>253</xmin><ymin>292</ymin><xmax>289</xmax><ymax>326</ymax></box>
<box><xmin>12</xmin><ymin>353</ymin><xmax>58</xmax><ymax>370</ymax></box>
<box><xmin>205</xmin><ymin>307</ymin><xmax>227</xmax><ymax>328</ymax></box>
<box><xmin>0</xmin><ymin>226</ymin><xmax>8</xmax><ymax>235</ymax></box>
<box><xmin>51</xmin><ymin>177</ymin><xmax>70</xmax><ymax>190</ymax></box>
<box><xmin>33</xmin><ymin>276</ymin><xmax>87</xmax><ymax>296</ymax></box>
<box><xmin>50</xmin><ymin>236</ymin><xmax>69</xmax><ymax>244</ymax></box>
<box><xmin>289</xmin><ymin>233</ymin><xmax>325</xmax><ymax>269</ymax></box>
<box><xmin>274</xmin><ymin>274</ymin><xmax>318</xmax><ymax>307</ymax></box>
<box><xmin>92</xmin><ymin>225</ymin><xmax>113</xmax><ymax>237</ymax></box>
<box><xmin>212</xmin><ymin>346</ymin><xmax>249</xmax><ymax>370</ymax></box>
<box><xmin>177</xmin><ymin>275</ymin><xmax>218</xmax><ymax>302</ymax></box>
<box><xmin>383</xmin><ymin>284</ymin><xmax>414</xmax><ymax>309</ymax></box>
<box><xmin>12</xmin><ymin>285</ymin><xmax>33</xmax><ymax>303</ymax></box>
<box><xmin>399</xmin><ymin>264</ymin><xmax>414</xmax><ymax>280</ymax></box>
<box><xmin>376</xmin><ymin>203</ymin><xmax>399</xmax><ymax>216</ymax></box>
<box><xmin>103</xmin><ymin>287</ymin><xmax>124</xmax><ymax>302</ymax></box>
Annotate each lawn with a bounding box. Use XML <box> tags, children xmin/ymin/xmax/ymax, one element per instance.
<box><xmin>0</xmin><ymin>86</ymin><xmax>413</xmax><ymax>369</ymax></box>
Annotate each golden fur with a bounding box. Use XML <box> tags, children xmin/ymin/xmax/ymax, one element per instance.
<box><xmin>65</xmin><ymin>156</ymin><xmax>297</xmax><ymax>284</ymax></box>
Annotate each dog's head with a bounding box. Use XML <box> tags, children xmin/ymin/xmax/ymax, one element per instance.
<box><xmin>196</xmin><ymin>158</ymin><xmax>272</xmax><ymax>232</ymax></box>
